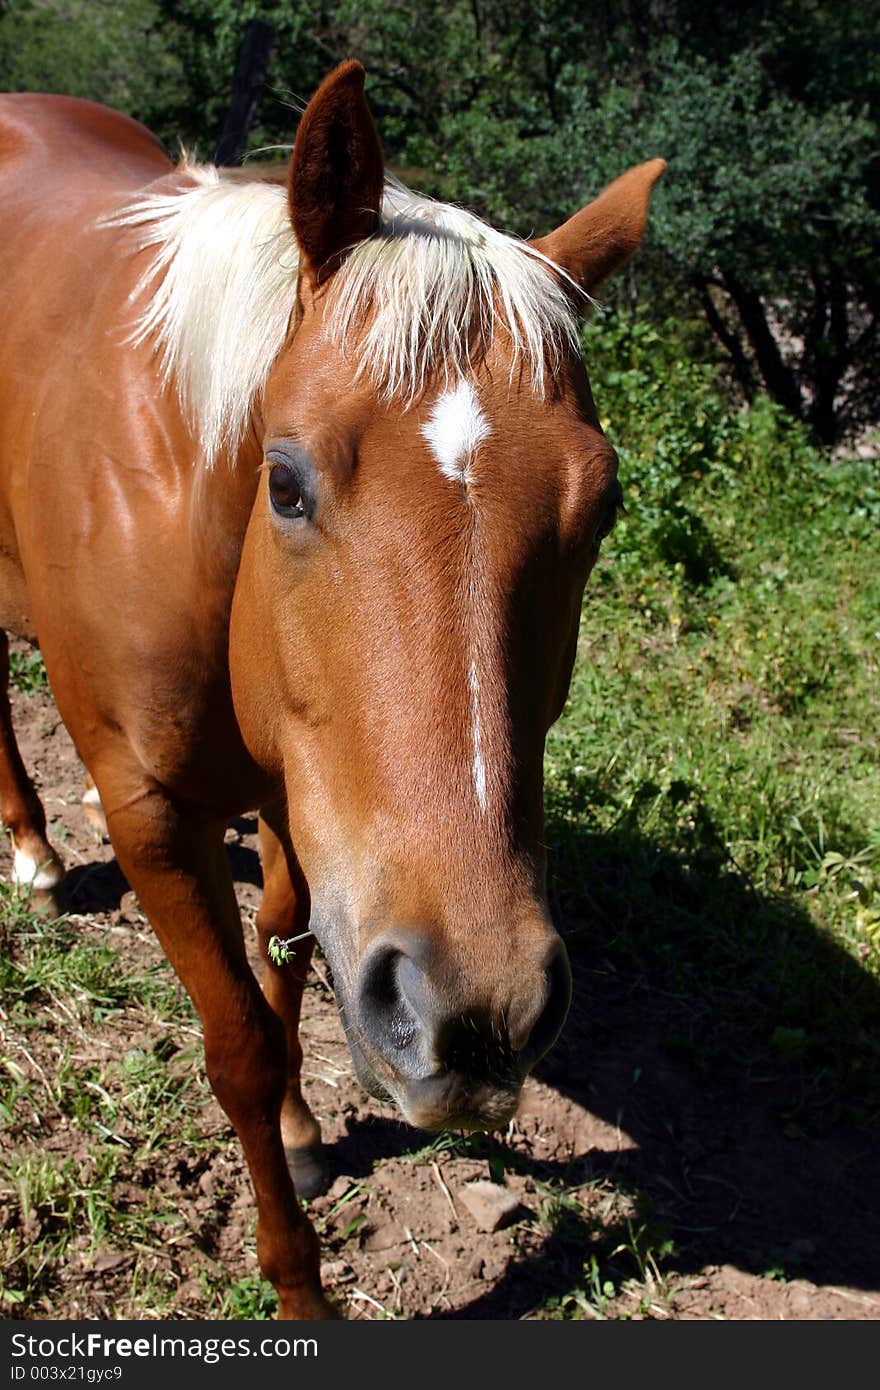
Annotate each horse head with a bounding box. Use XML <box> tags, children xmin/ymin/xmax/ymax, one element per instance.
<box><xmin>230</xmin><ymin>61</ymin><xmax>664</xmax><ymax>1132</ymax></box>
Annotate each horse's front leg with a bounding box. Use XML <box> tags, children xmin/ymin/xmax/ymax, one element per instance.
<box><xmin>257</xmin><ymin>804</ymin><xmax>328</xmax><ymax>1199</ymax></box>
<box><xmin>0</xmin><ymin>631</ymin><xmax>66</xmax><ymax>913</ymax></box>
<box><xmin>95</xmin><ymin>765</ymin><xmax>336</xmax><ymax>1319</ymax></box>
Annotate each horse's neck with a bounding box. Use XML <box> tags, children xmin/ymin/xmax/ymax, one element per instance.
<box><xmin>184</xmin><ymin>422</ymin><xmax>264</xmax><ymax>594</ymax></box>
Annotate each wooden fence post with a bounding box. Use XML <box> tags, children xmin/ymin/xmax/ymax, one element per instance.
<box><xmin>213</xmin><ymin>17</ymin><xmax>275</xmax><ymax>167</ymax></box>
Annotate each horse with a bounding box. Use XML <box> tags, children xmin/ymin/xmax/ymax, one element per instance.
<box><xmin>0</xmin><ymin>60</ymin><xmax>663</xmax><ymax>1318</ymax></box>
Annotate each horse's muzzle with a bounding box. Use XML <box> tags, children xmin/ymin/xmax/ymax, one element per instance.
<box><xmin>342</xmin><ymin>926</ymin><xmax>572</xmax><ymax>1131</ymax></box>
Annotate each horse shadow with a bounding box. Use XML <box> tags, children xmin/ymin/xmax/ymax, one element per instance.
<box><xmin>66</xmin><ymin>816</ymin><xmax>263</xmax><ymax>914</ymax></box>
<box><xmin>465</xmin><ymin>802</ymin><xmax>880</xmax><ymax>1316</ymax></box>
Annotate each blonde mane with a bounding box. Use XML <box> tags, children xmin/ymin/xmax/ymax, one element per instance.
<box><xmin>108</xmin><ymin>163</ymin><xmax>579</xmax><ymax>467</ymax></box>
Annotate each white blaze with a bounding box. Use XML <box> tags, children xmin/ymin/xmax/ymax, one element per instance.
<box><xmin>421</xmin><ymin>380</ymin><xmax>495</xmax><ymax>814</ymax></box>
<box><xmin>420</xmin><ymin>379</ymin><xmax>491</xmax><ymax>486</ymax></box>
<box><xmin>468</xmin><ymin>660</ymin><xmax>488</xmax><ymax>812</ymax></box>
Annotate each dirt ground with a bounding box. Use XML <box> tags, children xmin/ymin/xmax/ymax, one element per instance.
<box><xmin>2</xmin><ymin>671</ymin><xmax>879</xmax><ymax>1321</ymax></box>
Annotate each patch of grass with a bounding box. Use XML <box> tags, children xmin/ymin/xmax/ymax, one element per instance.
<box><xmin>217</xmin><ymin>1274</ymin><xmax>276</xmax><ymax>1320</ymax></box>
<box><xmin>0</xmin><ymin>1147</ymin><xmax>144</xmax><ymax>1310</ymax></box>
<box><xmin>0</xmin><ymin>894</ymin><xmax>186</xmax><ymax>1029</ymax></box>
<box><xmin>547</xmin><ymin>323</ymin><xmax>880</xmax><ymax>1069</ymax></box>
<box><xmin>0</xmin><ymin>887</ymin><xmax>218</xmax><ymax>1315</ymax></box>
<box><xmin>398</xmin><ymin>1130</ymin><xmax>487</xmax><ymax>1165</ymax></box>
<box><xmin>517</xmin><ymin>1177</ymin><xmax>675</xmax><ymax>1320</ymax></box>
<box><xmin>7</xmin><ymin>646</ymin><xmax>47</xmax><ymax>694</ymax></box>
<box><xmin>529</xmin><ymin>318</ymin><xmax>880</xmax><ymax>1315</ymax></box>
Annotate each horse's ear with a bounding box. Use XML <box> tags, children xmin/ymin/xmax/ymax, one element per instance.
<box><xmin>531</xmin><ymin>159</ymin><xmax>666</xmax><ymax>297</ymax></box>
<box><xmin>289</xmin><ymin>60</ymin><xmax>385</xmax><ymax>283</ymax></box>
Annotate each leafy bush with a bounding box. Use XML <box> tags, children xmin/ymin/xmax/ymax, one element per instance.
<box><xmin>584</xmin><ymin>312</ymin><xmax>813</xmax><ymax>588</ymax></box>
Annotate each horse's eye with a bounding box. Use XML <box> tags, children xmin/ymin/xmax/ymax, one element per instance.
<box><xmin>268</xmin><ymin>464</ymin><xmax>305</xmax><ymax>519</ymax></box>
<box><xmin>594</xmin><ymin>487</ymin><xmax>624</xmax><ymax>546</ymax></box>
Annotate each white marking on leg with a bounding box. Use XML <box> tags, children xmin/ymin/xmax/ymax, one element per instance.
<box><xmin>421</xmin><ymin>379</ymin><xmax>491</xmax><ymax>486</ymax></box>
<box><xmin>468</xmin><ymin>660</ymin><xmax>487</xmax><ymax>813</ymax></box>
<box><xmin>82</xmin><ymin>784</ymin><xmax>103</xmax><ymax>810</ymax></box>
<box><xmin>13</xmin><ymin>847</ymin><xmax>64</xmax><ymax>891</ymax></box>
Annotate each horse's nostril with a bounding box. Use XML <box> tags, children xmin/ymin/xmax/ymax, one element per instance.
<box><xmin>513</xmin><ymin>941</ymin><xmax>572</xmax><ymax>1068</ymax></box>
<box><xmin>355</xmin><ymin>938</ymin><xmax>431</xmax><ymax>1076</ymax></box>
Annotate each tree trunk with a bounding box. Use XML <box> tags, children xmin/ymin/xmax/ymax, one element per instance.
<box><xmin>723</xmin><ymin>274</ymin><xmax>805</xmax><ymax>423</ymax></box>
<box><xmin>698</xmin><ymin>278</ymin><xmax>756</xmax><ymax>400</ymax></box>
<box><xmin>806</xmin><ymin>270</ymin><xmax>849</xmax><ymax>445</ymax></box>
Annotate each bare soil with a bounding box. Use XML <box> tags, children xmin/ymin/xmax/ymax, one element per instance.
<box><xmin>2</xmin><ymin>673</ymin><xmax>879</xmax><ymax>1321</ymax></box>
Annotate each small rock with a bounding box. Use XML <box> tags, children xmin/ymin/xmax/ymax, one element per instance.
<box><xmin>321</xmin><ymin>1260</ymin><xmax>355</xmax><ymax>1286</ymax></box>
<box><xmin>326</xmin><ymin>1175</ymin><xmax>357</xmax><ymax>1204</ymax></box>
<box><xmin>459</xmin><ymin>1180</ymin><xmax>521</xmax><ymax>1233</ymax></box>
<box><xmin>468</xmin><ymin>1255</ymin><xmax>485</xmax><ymax>1280</ymax></box>
<box><xmin>360</xmin><ymin>1221</ymin><xmax>400</xmax><ymax>1253</ymax></box>
<box><xmin>118</xmin><ymin>891</ymin><xmax>141</xmax><ymax>922</ymax></box>
<box><xmin>91</xmin><ymin>1250</ymin><xmax>129</xmax><ymax>1274</ymax></box>
<box><xmin>784</xmin><ymin>1281</ymin><xmax>819</xmax><ymax>1317</ymax></box>
<box><xmin>175</xmin><ymin>1278</ymin><xmax>203</xmax><ymax>1305</ymax></box>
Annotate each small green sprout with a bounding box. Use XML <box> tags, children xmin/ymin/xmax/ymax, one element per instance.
<box><xmin>267</xmin><ymin>931</ymin><xmax>313</xmax><ymax>966</ymax></box>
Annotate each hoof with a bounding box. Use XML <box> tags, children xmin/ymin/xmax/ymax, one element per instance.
<box><xmin>286</xmin><ymin>1143</ymin><xmax>329</xmax><ymax>1200</ymax></box>
<box><xmin>277</xmin><ymin>1293</ymin><xmax>341</xmax><ymax>1320</ymax></box>
<box><xmin>82</xmin><ymin>802</ymin><xmax>109</xmax><ymax>843</ymax></box>
<box><xmin>12</xmin><ymin>872</ymin><xmax>68</xmax><ymax>919</ymax></box>
<box><xmin>12</xmin><ymin>847</ymin><xmax>67</xmax><ymax>918</ymax></box>
<box><xmin>82</xmin><ymin>782</ymin><xmax>109</xmax><ymax>842</ymax></box>
<box><xmin>28</xmin><ymin>880</ymin><xmax>69</xmax><ymax>918</ymax></box>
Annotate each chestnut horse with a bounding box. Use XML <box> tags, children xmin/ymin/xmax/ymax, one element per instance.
<box><xmin>0</xmin><ymin>61</ymin><xmax>663</xmax><ymax>1317</ymax></box>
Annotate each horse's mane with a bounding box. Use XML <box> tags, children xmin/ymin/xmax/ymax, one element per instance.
<box><xmin>108</xmin><ymin>162</ymin><xmax>579</xmax><ymax>467</ymax></box>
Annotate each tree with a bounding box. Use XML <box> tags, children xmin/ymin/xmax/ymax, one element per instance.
<box><xmin>577</xmin><ymin>46</ymin><xmax>879</xmax><ymax>444</ymax></box>
<box><xmin>0</xmin><ymin>0</ymin><xmax>188</xmax><ymax>145</ymax></box>
<box><xmin>2</xmin><ymin>1</ymin><xmax>876</xmax><ymax>441</ymax></box>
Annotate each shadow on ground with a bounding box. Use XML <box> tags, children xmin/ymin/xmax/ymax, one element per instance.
<box><xmin>445</xmin><ymin>804</ymin><xmax>880</xmax><ymax>1317</ymax></box>
<box><xmin>66</xmin><ymin>823</ymin><xmax>263</xmax><ymax>915</ymax></box>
